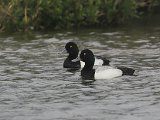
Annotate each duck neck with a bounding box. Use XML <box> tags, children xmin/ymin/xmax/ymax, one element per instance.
<box><xmin>68</xmin><ymin>52</ymin><xmax>79</xmax><ymax>60</ymax></box>
<box><xmin>81</xmin><ymin>62</ymin><xmax>95</xmax><ymax>80</ymax></box>
<box><xmin>83</xmin><ymin>62</ymin><xmax>94</xmax><ymax>71</ymax></box>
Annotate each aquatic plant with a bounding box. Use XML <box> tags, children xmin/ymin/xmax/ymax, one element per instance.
<box><xmin>0</xmin><ymin>0</ymin><xmax>159</xmax><ymax>32</ymax></box>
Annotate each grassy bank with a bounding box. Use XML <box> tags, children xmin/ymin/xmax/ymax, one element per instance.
<box><xmin>0</xmin><ymin>0</ymin><xmax>159</xmax><ymax>32</ymax></box>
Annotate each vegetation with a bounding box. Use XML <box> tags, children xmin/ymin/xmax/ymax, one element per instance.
<box><xmin>0</xmin><ymin>0</ymin><xmax>159</xmax><ymax>32</ymax></box>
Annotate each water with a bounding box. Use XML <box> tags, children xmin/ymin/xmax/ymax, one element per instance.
<box><xmin>0</xmin><ymin>26</ymin><xmax>160</xmax><ymax>120</ymax></box>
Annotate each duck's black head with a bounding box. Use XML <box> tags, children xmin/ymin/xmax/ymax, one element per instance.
<box><xmin>80</xmin><ymin>49</ymin><xmax>95</xmax><ymax>68</ymax></box>
<box><xmin>65</xmin><ymin>42</ymin><xmax>79</xmax><ymax>59</ymax></box>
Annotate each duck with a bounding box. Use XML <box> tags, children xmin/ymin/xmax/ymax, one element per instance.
<box><xmin>78</xmin><ymin>49</ymin><xmax>135</xmax><ymax>80</ymax></box>
<box><xmin>63</xmin><ymin>42</ymin><xmax>110</xmax><ymax>68</ymax></box>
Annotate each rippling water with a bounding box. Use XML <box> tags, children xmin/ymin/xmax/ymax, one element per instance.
<box><xmin>0</xmin><ymin>26</ymin><xmax>160</xmax><ymax>120</ymax></box>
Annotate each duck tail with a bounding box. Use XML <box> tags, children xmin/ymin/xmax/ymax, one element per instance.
<box><xmin>117</xmin><ymin>67</ymin><xmax>135</xmax><ymax>76</ymax></box>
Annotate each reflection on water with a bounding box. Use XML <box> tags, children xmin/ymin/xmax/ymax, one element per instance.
<box><xmin>0</xmin><ymin>26</ymin><xmax>160</xmax><ymax>120</ymax></box>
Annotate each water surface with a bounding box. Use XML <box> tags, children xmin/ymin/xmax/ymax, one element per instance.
<box><xmin>0</xmin><ymin>26</ymin><xmax>160</xmax><ymax>120</ymax></box>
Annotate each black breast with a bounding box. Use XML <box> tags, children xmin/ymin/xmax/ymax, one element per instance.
<box><xmin>81</xmin><ymin>68</ymin><xmax>95</xmax><ymax>80</ymax></box>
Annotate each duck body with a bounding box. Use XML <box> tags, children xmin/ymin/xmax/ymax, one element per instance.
<box><xmin>80</xmin><ymin>49</ymin><xmax>135</xmax><ymax>80</ymax></box>
<box><xmin>81</xmin><ymin>65</ymin><xmax>123</xmax><ymax>80</ymax></box>
<box><xmin>95</xmin><ymin>67</ymin><xmax>123</xmax><ymax>80</ymax></box>
<box><xmin>63</xmin><ymin>57</ymin><xmax>81</xmax><ymax>68</ymax></box>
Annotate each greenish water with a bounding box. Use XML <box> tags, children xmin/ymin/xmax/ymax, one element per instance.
<box><xmin>0</xmin><ymin>25</ymin><xmax>160</xmax><ymax>120</ymax></box>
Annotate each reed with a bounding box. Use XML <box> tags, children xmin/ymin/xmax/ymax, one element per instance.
<box><xmin>0</xmin><ymin>0</ymin><xmax>159</xmax><ymax>32</ymax></box>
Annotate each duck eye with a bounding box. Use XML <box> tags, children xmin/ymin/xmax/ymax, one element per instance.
<box><xmin>83</xmin><ymin>53</ymin><xmax>86</xmax><ymax>56</ymax></box>
<box><xmin>70</xmin><ymin>46</ymin><xmax>72</xmax><ymax>48</ymax></box>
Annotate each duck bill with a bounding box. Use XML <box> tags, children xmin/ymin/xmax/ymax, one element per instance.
<box><xmin>72</xmin><ymin>57</ymin><xmax>80</xmax><ymax>62</ymax></box>
<box><xmin>61</xmin><ymin>49</ymin><xmax>67</xmax><ymax>54</ymax></box>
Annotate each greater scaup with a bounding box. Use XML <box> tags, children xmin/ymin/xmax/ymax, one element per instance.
<box><xmin>79</xmin><ymin>49</ymin><xmax>135</xmax><ymax>80</ymax></box>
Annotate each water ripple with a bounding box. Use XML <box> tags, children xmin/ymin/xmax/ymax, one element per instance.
<box><xmin>0</xmin><ymin>29</ymin><xmax>160</xmax><ymax>120</ymax></box>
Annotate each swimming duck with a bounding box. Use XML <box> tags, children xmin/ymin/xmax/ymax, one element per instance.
<box><xmin>79</xmin><ymin>49</ymin><xmax>135</xmax><ymax>80</ymax></box>
<box><xmin>63</xmin><ymin>42</ymin><xmax>110</xmax><ymax>68</ymax></box>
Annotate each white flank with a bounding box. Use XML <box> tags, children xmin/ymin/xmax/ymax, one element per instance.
<box><xmin>80</xmin><ymin>61</ymin><xmax>85</xmax><ymax>68</ymax></box>
<box><xmin>95</xmin><ymin>68</ymin><xmax>122</xmax><ymax>80</ymax></box>
<box><xmin>94</xmin><ymin>58</ymin><xmax>103</xmax><ymax>65</ymax></box>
